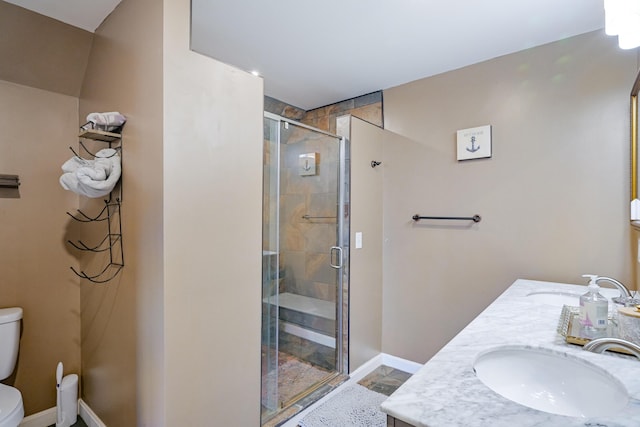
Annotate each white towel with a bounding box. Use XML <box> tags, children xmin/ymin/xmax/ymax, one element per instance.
<box><xmin>61</xmin><ymin>155</ymin><xmax>91</xmax><ymax>173</ymax></box>
<box><xmin>59</xmin><ymin>148</ymin><xmax>121</xmax><ymax>198</ymax></box>
<box><xmin>85</xmin><ymin>112</ymin><xmax>126</xmax><ymax>131</ymax></box>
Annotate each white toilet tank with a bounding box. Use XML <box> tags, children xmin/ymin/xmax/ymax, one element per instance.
<box><xmin>0</xmin><ymin>308</ymin><xmax>22</xmax><ymax>381</ymax></box>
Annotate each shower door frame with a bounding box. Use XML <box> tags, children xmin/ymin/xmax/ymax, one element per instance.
<box><xmin>261</xmin><ymin>112</ymin><xmax>350</xmax><ymax>420</ymax></box>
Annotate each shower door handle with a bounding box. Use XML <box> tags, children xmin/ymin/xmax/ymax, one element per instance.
<box><xmin>330</xmin><ymin>246</ymin><xmax>343</xmax><ymax>269</ymax></box>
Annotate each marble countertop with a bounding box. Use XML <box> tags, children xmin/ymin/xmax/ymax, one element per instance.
<box><xmin>380</xmin><ymin>279</ymin><xmax>640</xmax><ymax>427</ymax></box>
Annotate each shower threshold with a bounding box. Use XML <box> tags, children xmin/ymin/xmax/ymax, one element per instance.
<box><xmin>262</xmin><ymin>371</ymin><xmax>348</xmax><ymax>427</ymax></box>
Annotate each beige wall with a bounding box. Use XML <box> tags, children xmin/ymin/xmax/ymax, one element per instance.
<box><xmin>0</xmin><ymin>80</ymin><xmax>81</xmax><ymax>415</ymax></box>
<box><xmin>381</xmin><ymin>30</ymin><xmax>639</xmax><ymax>363</ymax></box>
<box><xmin>78</xmin><ymin>0</ymin><xmax>163</xmax><ymax>424</ymax></box>
<box><xmin>163</xmin><ymin>0</ymin><xmax>263</xmax><ymax>425</ymax></box>
<box><xmin>0</xmin><ymin>1</ymin><xmax>93</xmax><ymax>417</ymax></box>
<box><xmin>348</xmin><ymin>117</ymin><xmax>384</xmax><ymax>371</ymax></box>
<box><xmin>0</xmin><ymin>1</ymin><xmax>92</xmax><ymax>97</ymax></box>
<box><xmin>9</xmin><ymin>2</ymin><xmax>637</xmax><ymax>425</ymax></box>
<box><xmin>73</xmin><ymin>0</ymin><xmax>263</xmax><ymax>425</ymax></box>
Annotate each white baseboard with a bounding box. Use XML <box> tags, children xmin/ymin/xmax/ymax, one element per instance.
<box><xmin>348</xmin><ymin>353</ymin><xmax>422</xmax><ymax>377</ymax></box>
<box><xmin>19</xmin><ymin>406</ymin><xmax>56</xmax><ymax>427</ymax></box>
<box><xmin>78</xmin><ymin>399</ymin><xmax>106</xmax><ymax>427</ymax></box>
<box><xmin>19</xmin><ymin>399</ymin><xmax>105</xmax><ymax>427</ymax></box>
<box><xmin>380</xmin><ymin>353</ymin><xmax>422</xmax><ymax>374</ymax></box>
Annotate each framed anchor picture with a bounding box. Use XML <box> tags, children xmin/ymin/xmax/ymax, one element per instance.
<box><xmin>456</xmin><ymin>125</ymin><xmax>491</xmax><ymax>161</ymax></box>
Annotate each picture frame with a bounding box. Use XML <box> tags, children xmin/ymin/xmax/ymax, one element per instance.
<box><xmin>456</xmin><ymin>125</ymin><xmax>492</xmax><ymax>161</ymax></box>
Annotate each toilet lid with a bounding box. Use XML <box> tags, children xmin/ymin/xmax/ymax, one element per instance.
<box><xmin>0</xmin><ymin>384</ymin><xmax>23</xmax><ymax>425</ymax></box>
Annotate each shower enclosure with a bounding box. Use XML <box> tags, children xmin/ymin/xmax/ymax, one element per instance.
<box><xmin>261</xmin><ymin>112</ymin><xmax>349</xmax><ymax>424</ymax></box>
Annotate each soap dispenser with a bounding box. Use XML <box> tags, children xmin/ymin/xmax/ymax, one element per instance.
<box><xmin>579</xmin><ymin>274</ymin><xmax>609</xmax><ymax>333</ymax></box>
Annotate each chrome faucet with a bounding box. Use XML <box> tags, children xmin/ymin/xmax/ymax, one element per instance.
<box><xmin>583</xmin><ymin>337</ymin><xmax>640</xmax><ymax>360</ymax></box>
<box><xmin>594</xmin><ymin>276</ymin><xmax>632</xmax><ymax>304</ymax></box>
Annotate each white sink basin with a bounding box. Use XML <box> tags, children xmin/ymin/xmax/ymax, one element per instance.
<box><xmin>525</xmin><ymin>291</ymin><xmax>581</xmax><ymax>306</ymax></box>
<box><xmin>473</xmin><ymin>346</ymin><xmax>628</xmax><ymax>417</ymax></box>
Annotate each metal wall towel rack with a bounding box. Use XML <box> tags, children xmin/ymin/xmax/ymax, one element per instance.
<box><xmin>69</xmin><ymin>140</ymin><xmax>121</xmax><ymax>159</ymax></box>
<box><xmin>412</xmin><ymin>214</ymin><xmax>482</xmax><ymax>223</ymax></box>
<box><xmin>66</xmin><ymin>122</ymin><xmax>124</xmax><ymax>284</ymax></box>
<box><xmin>302</xmin><ymin>214</ymin><xmax>336</xmax><ymax>220</ymax></box>
<box><xmin>68</xmin><ymin>198</ymin><xmax>124</xmax><ymax>283</ymax></box>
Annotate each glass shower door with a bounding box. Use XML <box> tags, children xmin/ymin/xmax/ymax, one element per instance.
<box><xmin>261</xmin><ymin>116</ymin><xmax>280</xmax><ymax>416</ymax></box>
<box><xmin>261</xmin><ymin>113</ymin><xmax>348</xmax><ymax>425</ymax></box>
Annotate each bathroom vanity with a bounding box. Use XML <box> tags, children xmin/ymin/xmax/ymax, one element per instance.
<box><xmin>381</xmin><ymin>279</ymin><xmax>640</xmax><ymax>427</ymax></box>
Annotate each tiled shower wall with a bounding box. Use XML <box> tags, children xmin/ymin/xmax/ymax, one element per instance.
<box><xmin>265</xmin><ymin>91</ymin><xmax>383</xmax><ymax>133</ymax></box>
<box><xmin>279</xmin><ymin>124</ymin><xmax>339</xmax><ymax>302</ymax></box>
<box><xmin>302</xmin><ymin>91</ymin><xmax>383</xmax><ymax>132</ymax></box>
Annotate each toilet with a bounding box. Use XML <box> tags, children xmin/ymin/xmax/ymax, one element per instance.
<box><xmin>0</xmin><ymin>308</ymin><xmax>24</xmax><ymax>427</ymax></box>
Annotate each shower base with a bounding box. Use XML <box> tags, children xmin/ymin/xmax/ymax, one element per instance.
<box><xmin>261</xmin><ymin>350</ymin><xmax>329</xmax><ymax>407</ymax></box>
<box><xmin>261</xmin><ymin>349</ymin><xmax>344</xmax><ymax>426</ymax></box>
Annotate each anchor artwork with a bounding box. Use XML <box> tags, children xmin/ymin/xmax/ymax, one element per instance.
<box><xmin>467</xmin><ymin>136</ymin><xmax>480</xmax><ymax>153</ymax></box>
<box><xmin>456</xmin><ymin>125</ymin><xmax>492</xmax><ymax>161</ymax></box>
<box><xmin>299</xmin><ymin>152</ymin><xmax>318</xmax><ymax>176</ymax></box>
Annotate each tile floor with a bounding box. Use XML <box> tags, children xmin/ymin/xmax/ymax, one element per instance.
<box><xmin>357</xmin><ymin>365</ymin><xmax>412</xmax><ymax>396</ymax></box>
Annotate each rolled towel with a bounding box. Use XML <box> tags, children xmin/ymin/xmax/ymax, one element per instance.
<box><xmin>60</xmin><ymin>155</ymin><xmax>92</xmax><ymax>192</ymax></box>
<box><xmin>59</xmin><ymin>171</ymin><xmax>79</xmax><ymax>193</ymax></box>
<box><xmin>59</xmin><ymin>149</ymin><xmax>121</xmax><ymax>198</ymax></box>
<box><xmin>76</xmin><ymin>158</ymin><xmax>110</xmax><ymax>182</ymax></box>
<box><xmin>61</xmin><ymin>155</ymin><xmax>91</xmax><ymax>173</ymax></box>
<box><xmin>76</xmin><ymin>149</ymin><xmax>121</xmax><ymax>198</ymax></box>
<box><xmin>86</xmin><ymin>112</ymin><xmax>126</xmax><ymax>131</ymax></box>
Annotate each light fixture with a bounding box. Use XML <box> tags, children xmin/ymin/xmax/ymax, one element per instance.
<box><xmin>604</xmin><ymin>0</ymin><xmax>640</xmax><ymax>49</ymax></box>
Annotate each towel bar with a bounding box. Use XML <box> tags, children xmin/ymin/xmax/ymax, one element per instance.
<box><xmin>0</xmin><ymin>174</ymin><xmax>20</xmax><ymax>188</ymax></box>
<box><xmin>302</xmin><ymin>214</ymin><xmax>337</xmax><ymax>220</ymax></box>
<box><xmin>412</xmin><ymin>214</ymin><xmax>481</xmax><ymax>223</ymax></box>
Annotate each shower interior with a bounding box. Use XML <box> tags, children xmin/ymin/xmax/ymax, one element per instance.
<box><xmin>261</xmin><ymin>113</ymin><xmax>349</xmax><ymax>424</ymax></box>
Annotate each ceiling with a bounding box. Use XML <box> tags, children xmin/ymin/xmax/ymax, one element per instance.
<box><xmin>8</xmin><ymin>0</ymin><xmax>606</xmax><ymax>110</ymax></box>
<box><xmin>4</xmin><ymin>0</ymin><xmax>121</xmax><ymax>33</ymax></box>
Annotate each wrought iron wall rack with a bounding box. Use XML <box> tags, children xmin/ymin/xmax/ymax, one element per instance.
<box><xmin>66</xmin><ymin>123</ymin><xmax>124</xmax><ymax>284</ymax></box>
<box><xmin>412</xmin><ymin>214</ymin><xmax>482</xmax><ymax>223</ymax></box>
